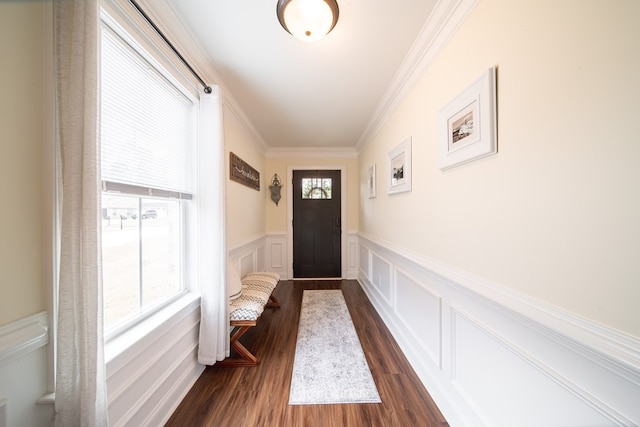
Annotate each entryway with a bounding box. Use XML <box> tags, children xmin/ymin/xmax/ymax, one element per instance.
<box><xmin>292</xmin><ymin>169</ymin><xmax>341</xmax><ymax>278</ymax></box>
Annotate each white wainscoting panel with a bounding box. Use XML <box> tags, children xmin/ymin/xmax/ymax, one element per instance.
<box><xmin>0</xmin><ymin>398</ymin><xmax>6</xmax><ymax>427</ymax></box>
<box><xmin>265</xmin><ymin>234</ymin><xmax>288</xmax><ymax>278</ymax></box>
<box><xmin>370</xmin><ymin>252</ymin><xmax>392</xmax><ymax>305</ymax></box>
<box><xmin>395</xmin><ymin>269</ymin><xmax>442</xmax><ymax>369</ymax></box>
<box><xmin>450</xmin><ymin>308</ymin><xmax>619</xmax><ymax>426</ymax></box>
<box><xmin>106</xmin><ymin>296</ymin><xmax>203</xmax><ymax>427</ymax></box>
<box><xmin>229</xmin><ymin>236</ymin><xmax>268</xmax><ymax>277</ymax></box>
<box><xmin>357</xmin><ymin>234</ymin><xmax>640</xmax><ymax>427</ymax></box>
<box><xmin>359</xmin><ymin>243</ymin><xmax>370</xmax><ymax>280</ymax></box>
<box><xmin>346</xmin><ymin>233</ymin><xmax>358</xmax><ymax>279</ymax></box>
<box><xmin>0</xmin><ymin>312</ymin><xmax>53</xmax><ymax>427</ymax></box>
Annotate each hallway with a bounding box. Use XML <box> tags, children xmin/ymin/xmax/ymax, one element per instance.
<box><xmin>166</xmin><ymin>280</ymin><xmax>448</xmax><ymax>426</ymax></box>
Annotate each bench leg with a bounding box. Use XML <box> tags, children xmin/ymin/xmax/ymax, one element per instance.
<box><xmin>217</xmin><ymin>325</ymin><xmax>259</xmax><ymax>367</ymax></box>
<box><xmin>266</xmin><ymin>293</ymin><xmax>280</xmax><ymax>308</ymax></box>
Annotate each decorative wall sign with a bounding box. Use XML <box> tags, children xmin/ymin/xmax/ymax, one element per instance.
<box><xmin>438</xmin><ymin>67</ymin><xmax>497</xmax><ymax>170</ymax></box>
<box><xmin>230</xmin><ymin>152</ymin><xmax>260</xmax><ymax>190</ymax></box>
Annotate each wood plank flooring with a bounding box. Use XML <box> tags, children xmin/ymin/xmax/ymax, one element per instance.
<box><xmin>165</xmin><ymin>280</ymin><xmax>449</xmax><ymax>427</ymax></box>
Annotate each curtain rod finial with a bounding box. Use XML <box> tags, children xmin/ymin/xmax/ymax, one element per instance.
<box><xmin>204</xmin><ymin>86</ymin><xmax>212</xmax><ymax>94</ymax></box>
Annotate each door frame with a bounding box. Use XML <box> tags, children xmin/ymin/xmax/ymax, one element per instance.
<box><xmin>287</xmin><ymin>164</ymin><xmax>347</xmax><ymax>279</ymax></box>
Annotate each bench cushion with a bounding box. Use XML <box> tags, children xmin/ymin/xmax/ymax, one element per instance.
<box><xmin>228</xmin><ymin>272</ymin><xmax>280</xmax><ymax>322</ymax></box>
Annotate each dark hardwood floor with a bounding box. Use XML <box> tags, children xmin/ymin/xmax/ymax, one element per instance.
<box><xmin>165</xmin><ymin>280</ymin><xmax>449</xmax><ymax>426</ymax></box>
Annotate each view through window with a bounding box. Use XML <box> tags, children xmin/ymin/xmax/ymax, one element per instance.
<box><xmin>301</xmin><ymin>178</ymin><xmax>332</xmax><ymax>199</ymax></box>
<box><xmin>100</xmin><ymin>18</ymin><xmax>195</xmax><ymax>332</ymax></box>
<box><xmin>101</xmin><ymin>195</ymin><xmax>182</xmax><ymax>328</ymax></box>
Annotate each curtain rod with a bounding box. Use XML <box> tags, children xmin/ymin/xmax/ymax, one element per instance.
<box><xmin>128</xmin><ymin>0</ymin><xmax>212</xmax><ymax>94</ymax></box>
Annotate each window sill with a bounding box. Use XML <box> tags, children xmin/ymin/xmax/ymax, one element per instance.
<box><xmin>104</xmin><ymin>292</ymin><xmax>201</xmax><ymax>365</ymax></box>
<box><xmin>36</xmin><ymin>393</ymin><xmax>55</xmax><ymax>406</ymax></box>
<box><xmin>38</xmin><ymin>293</ymin><xmax>201</xmax><ymax>407</ymax></box>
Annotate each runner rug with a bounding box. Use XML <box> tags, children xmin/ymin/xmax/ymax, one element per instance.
<box><xmin>288</xmin><ymin>289</ymin><xmax>381</xmax><ymax>405</ymax></box>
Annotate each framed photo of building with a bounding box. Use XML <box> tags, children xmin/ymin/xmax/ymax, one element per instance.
<box><xmin>387</xmin><ymin>137</ymin><xmax>412</xmax><ymax>194</ymax></box>
<box><xmin>438</xmin><ymin>67</ymin><xmax>497</xmax><ymax>170</ymax></box>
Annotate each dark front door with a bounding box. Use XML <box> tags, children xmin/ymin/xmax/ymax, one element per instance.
<box><xmin>293</xmin><ymin>170</ymin><xmax>341</xmax><ymax>278</ymax></box>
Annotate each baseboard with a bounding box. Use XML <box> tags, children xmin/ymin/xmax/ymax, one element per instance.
<box><xmin>238</xmin><ymin>233</ymin><xmax>360</xmax><ymax>281</ymax></box>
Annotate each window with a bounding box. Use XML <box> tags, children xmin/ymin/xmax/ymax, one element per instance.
<box><xmin>301</xmin><ymin>178</ymin><xmax>332</xmax><ymax>199</ymax></box>
<box><xmin>100</xmin><ymin>20</ymin><xmax>197</xmax><ymax>334</ymax></box>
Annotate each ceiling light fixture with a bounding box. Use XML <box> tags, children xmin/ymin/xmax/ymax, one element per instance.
<box><xmin>276</xmin><ymin>0</ymin><xmax>339</xmax><ymax>42</ymax></box>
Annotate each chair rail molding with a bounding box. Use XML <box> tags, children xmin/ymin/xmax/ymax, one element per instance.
<box><xmin>357</xmin><ymin>233</ymin><xmax>640</xmax><ymax>427</ymax></box>
<box><xmin>0</xmin><ymin>312</ymin><xmax>48</xmax><ymax>367</ymax></box>
<box><xmin>0</xmin><ymin>311</ymin><xmax>53</xmax><ymax>427</ymax></box>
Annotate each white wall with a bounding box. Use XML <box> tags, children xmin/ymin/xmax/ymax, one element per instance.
<box><xmin>0</xmin><ymin>0</ymin><xmax>50</xmax><ymax>329</ymax></box>
<box><xmin>357</xmin><ymin>0</ymin><xmax>640</xmax><ymax>425</ymax></box>
<box><xmin>224</xmin><ymin>112</ymin><xmax>268</xmax><ymax>250</ymax></box>
<box><xmin>358</xmin><ymin>0</ymin><xmax>640</xmax><ymax>339</ymax></box>
<box><xmin>265</xmin><ymin>153</ymin><xmax>359</xmax><ymax>236</ymax></box>
<box><xmin>0</xmin><ymin>3</ymin><xmax>55</xmax><ymax>426</ymax></box>
<box><xmin>264</xmin><ymin>152</ymin><xmax>359</xmax><ymax>278</ymax></box>
<box><xmin>358</xmin><ymin>236</ymin><xmax>639</xmax><ymax>426</ymax></box>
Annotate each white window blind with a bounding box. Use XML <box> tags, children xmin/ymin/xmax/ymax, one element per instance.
<box><xmin>101</xmin><ymin>24</ymin><xmax>195</xmax><ymax>195</ymax></box>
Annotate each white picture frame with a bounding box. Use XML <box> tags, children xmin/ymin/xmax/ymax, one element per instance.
<box><xmin>367</xmin><ymin>164</ymin><xmax>377</xmax><ymax>198</ymax></box>
<box><xmin>387</xmin><ymin>137</ymin><xmax>412</xmax><ymax>194</ymax></box>
<box><xmin>438</xmin><ymin>67</ymin><xmax>497</xmax><ymax>170</ymax></box>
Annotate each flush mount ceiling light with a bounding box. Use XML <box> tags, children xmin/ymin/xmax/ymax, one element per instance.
<box><xmin>276</xmin><ymin>0</ymin><xmax>339</xmax><ymax>42</ymax></box>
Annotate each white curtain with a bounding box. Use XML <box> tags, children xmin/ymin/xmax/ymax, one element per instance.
<box><xmin>197</xmin><ymin>86</ymin><xmax>229</xmax><ymax>365</ymax></box>
<box><xmin>54</xmin><ymin>0</ymin><xmax>109</xmax><ymax>425</ymax></box>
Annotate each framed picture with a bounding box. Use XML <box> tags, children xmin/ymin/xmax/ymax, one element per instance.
<box><xmin>438</xmin><ymin>67</ymin><xmax>497</xmax><ymax>170</ymax></box>
<box><xmin>387</xmin><ymin>137</ymin><xmax>412</xmax><ymax>194</ymax></box>
<box><xmin>367</xmin><ymin>164</ymin><xmax>376</xmax><ymax>198</ymax></box>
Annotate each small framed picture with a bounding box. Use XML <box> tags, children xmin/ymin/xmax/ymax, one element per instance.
<box><xmin>387</xmin><ymin>137</ymin><xmax>412</xmax><ymax>194</ymax></box>
<box><xmin>367</xmin><ymin>164</ymin><xmax>376</xmax><ymax>198</ymax></box>
<box><xmin>438</xmin><ymin>67</ymin><xmax>497</xmax><ymax>170</ymax></box>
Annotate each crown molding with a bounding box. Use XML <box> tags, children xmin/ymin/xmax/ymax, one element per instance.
<box><xmin>265</xmin><ymin>146</ymin><xmax>358</xmax><ymax>159</ymax></box>
<box><xmin>355</xmin><ymin>0</ymin><xmax>480</xmax><ymax>151</ymax></box>
<box><xmin>137</xmin><ymin>0</ymin><xmax>270</xmax><ymax>153</ymax></box>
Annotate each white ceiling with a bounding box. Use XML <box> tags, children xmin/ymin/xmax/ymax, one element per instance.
<box><xmin>164</xmin><ymin>0</ymin><xmax>438</xmax><ymax>149</ymax></box>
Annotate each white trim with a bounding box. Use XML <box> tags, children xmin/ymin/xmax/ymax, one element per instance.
<box><xmin>287</xmin><ymin>165</ymin><xmax>348</xmax><ymax>279</ymax></box>
<box><xmin>449</xmin><ymin>307</ymin><xmax>635</xmax><ymax>426</ymax></box>
<box><xmin>134</xmin><ymin>0</ymin><xmax>270</xmax><ymax>153</ymax></box>
<box><xmin>228</xmin><ymin>234</ymin><xmax>268</xmax><ymax>259</ymax></box>
<box><xmin>105</xmin><ymin>293</ymin><xmax>200</xmax><ymax>366</ymax></box>
<box><xmin>266</xmin><ymin>147</ymin><xmax>358</xmax><ymax>159</ymax></box>
<box><xmin>357</xmin><ymin>233</ymin><xmax>640</xmax><ymax>426</ymax></box>
<box><xmin>356</xmin><ymin>0</ymin><xmax>480</xmax><ymax>150</ymax></box>
<box><xmin>105</xmin><ymin>294</ymin><xmax>202</xmax><ymax>426</ymax></box>
<box><xmin>0</xmin><ymin>312</ymin><xmax>48</xmax><ymax>367</ymax></box>
<box><xmin>346</xmin><ymin>232</ymin><xmax>359</xmax><ymax>280</ymax></box>
<box><xmin>266</xmin><ymin>233</ymin><xmax>288</xmax><ymax>279</ymax></box>
<box><xmin>358</xmin><ymin>233</ymin><xmax>640</xmax><ymax>371</ymax></box>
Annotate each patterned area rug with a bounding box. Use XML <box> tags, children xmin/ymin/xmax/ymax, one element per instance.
<box><xmin>288</xmin><ymin>290</ymin><xmax>382</xmax><ymax>405</ymax></box>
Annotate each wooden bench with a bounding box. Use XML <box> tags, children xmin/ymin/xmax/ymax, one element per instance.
<box><xmin>217</xmin><ymin>272</ymin><xmax>280</xmax><ymax>367</ymax></box>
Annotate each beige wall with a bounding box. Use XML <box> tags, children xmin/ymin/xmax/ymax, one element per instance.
<box><xmin>265</xmin><ymin>156</ymin><xmax>359</xmax><ymax>234</ymax></box>
<box><xmin>224</xmin><ymin>112</ymin><xmax>267</xmax><ymax>250</ymax></box>
<box><xmin>0</xmin><ymin>2</ymin><xmax>52</xmax><ymax>327</ymax></box>
<box><xmin>359</xmin><ymin>0</ymin><xmax>640</xmax><ymax>337</ymax></box>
